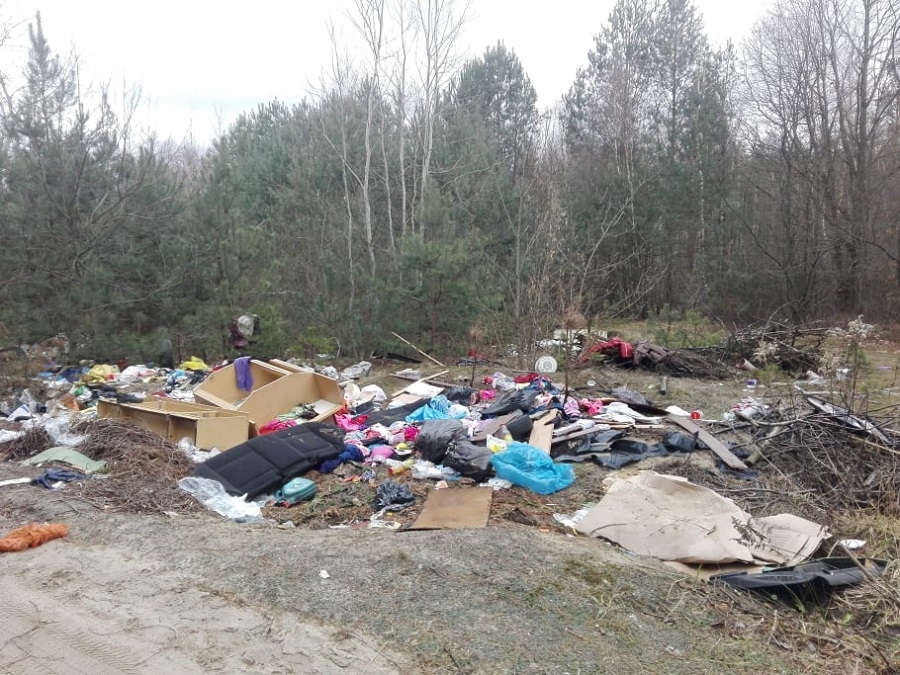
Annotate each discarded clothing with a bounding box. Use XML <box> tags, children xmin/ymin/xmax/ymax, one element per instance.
<box><xmin>335</xmin><ymin>413</ymin><xmax>369</xmax><ymax>432</ymax></box>
<box><xmin>258</xmin><ymin>419</ymin><xmax>297</xmax><ymax>435</ymax></box>
<box><xmin>662</xmin><ymin>431</ymin><xmax>698</xmax><ymax>453</ymax></box>
<box><xmin>591</xmin><ymin>438</ymin><xmax>668</xmax><ymax>470</ymax></box>
<box><xmin>277</xmin><ymin>404</ymin><xmax>317</xmax><ymax>422</ymax></box>
<box><xmin>32</xmin><ymin>469</ymin><xmax>87</xmax><ymax>489</ymax></box>
<box><xmin>234</xmin><ymin>355</ymin><xmax>253</xmax><ymax>392</ymax></box>
<box><xmin>319</xmin><ymin>445</ymin><xmax>366</xmax><ymax>474</ymax></box>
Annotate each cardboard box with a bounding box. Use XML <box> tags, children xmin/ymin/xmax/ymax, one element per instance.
<box><xmin>193</xmin><ymin>361</ymin><xmax>344</xmax><ymax>434</ymax></box>
<box><xmin>192</xmin><ymin>359</ymin><xmax>291</xmax><ymax>409</ymax></box>
<box><xmin>98</xmin><ymin>398</ymin><xmax>251</xmax><ymax>450</ymax></box>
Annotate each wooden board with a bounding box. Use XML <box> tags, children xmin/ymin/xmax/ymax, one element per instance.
<box><xmin>407</xmin><ymin>488</ymin><xmax>494</xmax><ymax>530</ymax></box>
<box><xmin>666</xmin><ymin>415</ymin><xmax>748</xmax><ymax>470</ymax></box>
<box><xmin>390</xmin><ymin>370</ymin><xmax>449</xmax><ymax>397</ymax></box>
<box><xmin>528</xmin><ymin>410</ymin><xmax>558</xmax><ymax>453</ymax></box>
<box><xmin>470</xmin><ymin>412</ymin><xmax>521</xmax><ymax>443</ymax></box>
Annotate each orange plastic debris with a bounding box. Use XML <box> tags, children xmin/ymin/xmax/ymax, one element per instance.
<box><xmin>0</xmin><ymin>522</ymin><xmax>69</xmax><ymax>552</ymax></box>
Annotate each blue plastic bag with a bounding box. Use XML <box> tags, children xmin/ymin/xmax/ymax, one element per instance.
<box><xmin>491</xmin><ymin>442</ymin><xmax>575</xmax><ymax>495</ymax></box>
<box><xmin>405</xmin><ymin>395</ymin><xmax>467</xmax><ymax>422</ymax></box>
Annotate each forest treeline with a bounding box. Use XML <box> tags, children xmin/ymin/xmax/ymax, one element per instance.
<box><xmin>1</xmin><ymin>0</ymin><xmax>898</xmax><ymax>362</ymax></box>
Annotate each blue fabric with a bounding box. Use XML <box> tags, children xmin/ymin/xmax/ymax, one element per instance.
<box><xmin>491</xmin><ymin>442</ymin><xmax>576</xmax><ymax>495</ymax></box>
<box><xmin>32</xmin><ymin>469</ymin><xmax>87</xmax><ymax>489</ymax></box>
<box><xmin>234</xmin><ymin>356</ymin><xmax>254</xmax><ymax>392</ymax></box>
<box><xmin>319</xmin><ymin>444</ymin><xmax>365</xmax><ymax>474</ymax></box>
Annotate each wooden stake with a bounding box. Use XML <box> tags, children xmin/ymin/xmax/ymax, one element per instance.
<box><xmin>391</xmin><ymin>332</ymin><xmax>445</xmax><ymax>367</ymax></box>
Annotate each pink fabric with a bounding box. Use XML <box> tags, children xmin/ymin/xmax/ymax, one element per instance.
<box><xmin>580</xmin><ymin>398</ymin><xmax>605</xmax><ymax>415</ymax></box>
<box><xmin>479</xmin><ymin>389</ymin><xmax>496</xmax><ymax>402</ymax></box>
<box><xmin>368</xmin><ymin>445</ymin><xmax>395</xmax><ymax>462</ymax></box>
<box><xmin>335</xmin><ymin>413</ymin><xmax>369</xmax><ymax>432</ymax></box>
<box><xmin>404</xmin><ymin>427</ymin><xmax>419</xmax><ymax>442</ymax></box>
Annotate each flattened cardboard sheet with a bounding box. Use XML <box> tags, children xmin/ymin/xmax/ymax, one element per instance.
<box><xmin>408</xmin><ymin>487</ymin><xmax>493</xmax><ymax>530</ymax></box>
<box><xmin>576</xmin><ymin>471</ymin><xmax>828</xmax><ymax>566</ymax></box>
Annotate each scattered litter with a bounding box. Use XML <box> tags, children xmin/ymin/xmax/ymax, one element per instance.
<box><xmin>372</xmin><ymin>480</ymin><xmax>414</xmax><ymax>511</ymax></box>
<box><xmin>837</xmin><ymin>539</ymin><xmax>866</xmax><ymax>551</ymax></box>
<box><xmin>553</xmin><ymin>508</ymin><xmax>590</xmax><ymax>530</ymax></box>
<box><xmin>481</xmin><ymin>477</ymin><xmax>513</xmax><ymax>490</ymax></box>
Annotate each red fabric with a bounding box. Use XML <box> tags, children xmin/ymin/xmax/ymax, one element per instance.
<box><xmin>514</xmin><ymin>372</ymin><xmax>540</xmax><ymax>384</ymax></box>
<box><xmin>259</xmin><ymin>419</ymin><xmax>296</xmax><ymax>435</ymax></box>
<box><xmin>578</xmin><ymin>337</ymin><xmax>634</xmax><ymax>363</ymax></box>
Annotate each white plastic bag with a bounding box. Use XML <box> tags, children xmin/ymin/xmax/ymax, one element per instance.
<box><xmin>34</xmin><ymin>415</ymin><xmax>86</xmax><ymax>447</ymax></box>
<box><xmin>177</xmin><ymin>476</ymin><xmax>264</xmax><ymax>521</ymax></box>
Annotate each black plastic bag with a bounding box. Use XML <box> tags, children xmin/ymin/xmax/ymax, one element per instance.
<box><xmin>414</xmin><ymin>419</ymin><xmax>467</xmax><ymax>463</ymax></box>
<box><xmin>505</xmin><ymin>413</ymin><xmax>533</xmax><ymax>441</ymax></box>
<box><xmin>444</xmin><ymin>386</ymin><xmax>478</xmax><ymax>405</ymax></box>
<box><xmin>373</xmin><ymin>480</ymin><xmax>415</xmax><ymax>511</ymax></box>
<box><xmin>480</xmin><ymin>389</ymin><xmax>539</xmax><ymax>417</ymax></box>
<box><xmin>442</xmin><ymin>441</ymin><xmax>494</xmax><ymax>482</ymax></box>
<box><xmin>662</xmin><ymin>431</ymin><xmax>698</xmax><ymax>452</ymax></box>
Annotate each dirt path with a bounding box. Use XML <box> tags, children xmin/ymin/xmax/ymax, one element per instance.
<box><xmin>0</xmin><ymin>485</ymin><xmax>834</xmax><ymax>675</ymax></box>
<box><xmin>0</xmin><ymin>503</ymin><xmax>407</xmax><ymax>674</ymax></box>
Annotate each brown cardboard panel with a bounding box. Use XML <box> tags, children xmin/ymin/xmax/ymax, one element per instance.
<box><xmin>408</xmin><ymin>487</ymin><xmax>493</xmax><ymax>530</ymax></box>
<box><xmin>97</xmin><ymin>398</ymin><xmax>251</xmax><ymax>450</ymax></box>
<box><xmin>193</xmin><ymin>360</ymin><xmax>291</xmax><ymax>409</ymax></box>
<box><xmin>576</xmin><ymin>472</ymin><xmax>827</xmax><ymax>565</ymax></box>
<box><xmin>204</xmin><ymin>370</ymin><xmax>343</xmax><ymax>434</ymax></box>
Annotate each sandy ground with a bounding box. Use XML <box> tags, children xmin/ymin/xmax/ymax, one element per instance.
<box><xmin>0</xmin><ymin>478</ymin><xmax>834</xmax><ymax>675</ymax></box>
<box><xmin>0</xmin><ymin>499</ymin><xmax>407</xmax><ymax>674</ymax></box>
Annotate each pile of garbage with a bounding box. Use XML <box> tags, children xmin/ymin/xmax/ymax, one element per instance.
<box><xmin>0</xmin><ymin>343</ymin><xmax>896</xmax><ymax>588</ymax></box>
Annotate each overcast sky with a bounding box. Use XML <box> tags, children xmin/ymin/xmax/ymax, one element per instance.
<box><xmin>2</xmin><ymin>0</ymin><xmax>772</xmax><ymax>144</ymax></box>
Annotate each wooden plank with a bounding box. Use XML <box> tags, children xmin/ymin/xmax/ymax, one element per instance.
<box><xmin>550</xmin><ymin>426</ymin><xmax>597</xmax><ymax>445</ymax></box>
<box><xmin>471</xmin><ymin>412</ymin><xmax>520</xmax><ymax>443</ymax></box>
<box><xmin>528</xmin><ymin>410</ymin><xmax>558</xmax><ymax>453</ymax></box>
<box><xmin>390</xmin><ymin>370</ymin><xmax>450</xmax><ymax>397</ymax></box>
<box><xmin>666</xmin><ymin>415</ymin><xmax>748</xmax><ymax>470</ymax></box>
